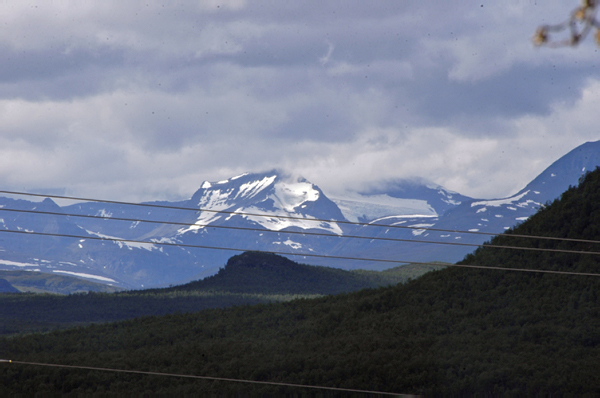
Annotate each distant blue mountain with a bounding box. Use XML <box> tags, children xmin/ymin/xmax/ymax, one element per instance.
<box><xmin>341</xmin><ymin>141</ymin><xmax>600</xmax><ymax>269</ymax></box>
<box><xmin>0</xmin><ymin>142</ymin><xmax>599</xmax><ymax>288</ymax></box>
<box><xmin>0</xmin><ymin>278</ymin><xmax>19</xmax><ymax>293</ymax></box>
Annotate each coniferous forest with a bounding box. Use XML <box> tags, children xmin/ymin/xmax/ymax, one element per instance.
<box><xmin>0</xmin><ymin>254</ymin><xmax>436</xmax><ymax>336</ymax></box>
<box><xmin>2</xmin><ymin>170</ymin><xmax>600</xmax><ymax>394</ymax></box>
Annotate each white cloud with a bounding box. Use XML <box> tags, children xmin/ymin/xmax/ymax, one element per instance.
<box><xmin>0</xmin><ymin>0</ymin><xmax>599</xmax><ymax>205</ymax></box>
<box><xmin>508</xmin><ymin>77</ymin><xmax>600</xmax><ymax>165</ymax></box>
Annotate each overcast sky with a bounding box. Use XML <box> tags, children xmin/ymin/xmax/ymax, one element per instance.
<box><xmin>1</xmin><ymin>0</ymin><xmax>599</xmax><ymax>203</ymax></box>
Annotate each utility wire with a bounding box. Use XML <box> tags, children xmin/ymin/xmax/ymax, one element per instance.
<box><xmin>3</xmin><ymin>207</ymin><xmax>599</xmax><ymax>254</ymax></box>
<box><xmin>2</xmin><ymin>228</ymin><xmax>600</xmax><ymax>277</ymax></box>
<box><xmin>0</xmin><ymin>359</ymin><xmax>406</xmax><ymax>396</ymax></box>
<box><xmin>0</xmin><ymin>228</ymin><xmax>437</xmax><ymax>267</ymax></box>
<box><xmin>0</xmin><ymin>189</ymin><xmax>597</xmax><ymax>246</ymax></box>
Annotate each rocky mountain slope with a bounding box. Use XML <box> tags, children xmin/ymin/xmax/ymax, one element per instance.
<box><xmin>1</xmin><ymin>141</ymin><xmax>599</xmax><ymax>288</ymax></box>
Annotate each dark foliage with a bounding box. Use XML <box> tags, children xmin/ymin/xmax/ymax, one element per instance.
<box><xmin>159</xmin><ymin>251</ymin><xmax>398</xmax><ymax>295</ymax></box>
<box><xmin>2</xmin><ymin>169</ymin><xmax>600</xmax><ymax>394</ymax></box>
<box><xmin>0</xmin><ymin>252</ymin><xmax>415</xmax><ymax>336</ymax></box>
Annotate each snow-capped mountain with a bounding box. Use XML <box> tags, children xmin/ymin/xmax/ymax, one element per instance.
<box><xmin>331</xmin><ymin>178</ymin><xmax>472</xmax><ymax>223</ymax></box>
<box><xmin>342</xmin><ymin>141</ymin><xmax>600</xmax><ymax>268</ymax></box>
<box><xmin>0</xmin><ymin>171</ymin><xmax>349</xmax><ymax>287</ymax></box>
<box><xmin>180</xmin><ymin>172</ymin><xmax>344</xmax><ymax>235</ymax></box>
<box><xmin>1</xmin><ymin>141</ymin><xmax>600</xmax><ymax>288</ymax></box>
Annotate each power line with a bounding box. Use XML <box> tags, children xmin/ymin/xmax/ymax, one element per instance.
<box><xmin>3</xmin><ymin>207</ymin><xmax>600</xmax><ymax>254</ymax></box>
<box><xmin>443</xmin><ymin>262</ymin><xmax>600</xmax><ymax>278</ymax></box>
<box><xmin>2</xmin><ymin>228</ymin><xmax>600</xmax><ymax>277</ymax></box>
<box><xmin>0</xmin><ymin>359</ymin><xmax>406</xmax><ymax>396</ymax></box>
<box><xmin>6</xmin><ymin>189</ymin><xmax>481</xmax><ymax>236</ymax></box>
<box><xmin>0</xmin><ymin>228</ymin><xmax>433</xmax><ymax>267</ymax></box>
<box><xmin>1</xmin><ymin>189</ymin><xmax>598</xmax><ymax>247</ymax></box>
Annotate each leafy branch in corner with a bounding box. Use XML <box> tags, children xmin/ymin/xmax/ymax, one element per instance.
<box><xmin>533</xmin><ymin>0</ymin><xmax>600</xmax><ymax>47</ymax></box>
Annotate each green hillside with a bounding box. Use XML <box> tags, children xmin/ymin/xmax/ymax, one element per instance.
<box><xmin>155</xmin><ymin>251</ymin><xmax>437</xmax><ymax>295</ymax></box>
<box><xmin>0</xmin><ymin>252</ymin><xmax>438</xmax><ymax>336</ymax></box>
<box><xmin>2</xmin><ymin>170</ymin><xmax>600</xmax><ymax>394</ymax></box>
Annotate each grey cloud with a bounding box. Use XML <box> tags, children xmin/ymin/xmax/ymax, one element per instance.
<box><xmin>0</xmin><ymin>0</ymin><xmax>598</xmax><ymax>202</ymax></box>
<box><xmin>402</xmin><ymin>64</ymin><xmax>596</xmax><ymax>128</ymax></box>
<box><xmin>0</xmin><ymin>45</ymin><xmax>128</xmax><ymax>100</ymax></box>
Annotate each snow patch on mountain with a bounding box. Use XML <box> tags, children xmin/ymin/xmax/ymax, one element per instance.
<box><xmin>369</xmin><ymin>214</ymin><xmax>438</xmax><ymax>224</ymax></box>
<box><xmin>236</xmin><ymin>175</ymin><xmax>276</xmax><ymax>200</ymax></box>
<box><xmin>53</xmin><ymin>270</ymin><xmax>117</xmax><ymax>283</ymax></box>
<box><xmin>409</xmin><ymin>223</ymin><xmax>435</xmax><ymax>236</ymax></box>
<box><xmin>471</xmin><ymin>191</ymin><xmax>531</xmax><ymax>207</ymax></box>
<box><xmin>242</xmin><ymin>206</ymin><xmax>342</xmax><ymax>234</ymax></box>
<box><xmin>0</xmin><ymin>259</ymin><xmax>39</xmax><ymax>267</ymax></box>
<box><xmin>96</xmin><ymin>209</ymin><xmax>113</xmax><ymax>218</ymax></box>
<box><xmin>179</xmin><ymin>212</ymin><xmax>222</xmax><ymax>234</ymax></box>
<box><xmin>332</xmin><ymin>193</ymin><xmax>437</xmax><ymax>223</ymax></box>
<box><xmin>178</xmin><ymin>172</ymin><xmax>343</xmax><ymax>235</ymax></box>
<box><xmin>86</xmin><ymin>230</ymin><xmax>159</xmax><ymax>251</ymax></box>
<box><xmin>273</xmin><ymin>239</ymin><xmax>303</xmax><ymax>249</ymax></box>
<box><xmin>271</xmin><ymin>180</ymin><xmax>319</xmax><ymax>211</ymax></box>
<box><xmin>231</xmin><ymin>172</ymin><xmax>249</xmax><ymax>180</ymax></box>
<box><xmin>435</xmin><ymin>187</ymin><xmax>463</xmax><ymax>205</ymax></box>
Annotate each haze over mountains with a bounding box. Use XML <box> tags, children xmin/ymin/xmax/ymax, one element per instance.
<box><xmin>1</xmin><ymin>140</ymin><xmax>600</xmax><ymax>288</ymax></box>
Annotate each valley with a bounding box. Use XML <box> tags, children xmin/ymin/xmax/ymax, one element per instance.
<box><xmin>2</xmin><ymin>167</ymin><xmax>600</xmax><ymax>394</ymax></box>
<box><xmin>0</xmin><ymin>252</ymin><xmax>443</xmax><ymax>336</ymax></box>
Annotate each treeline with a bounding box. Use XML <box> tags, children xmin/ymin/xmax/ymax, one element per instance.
<box><xmin>2</xmin><ymin>266</ymin><xmax>599</xmax><ymax>394</ymax></box>
<box><xmin>1</xmin><ymin>252</ymin><xmax>434</xmax><ymax>336</ymax></box>
<box><xmin>0</xmin><ymin>291</ymin><xmax>270</xmax><ymax>336</ymax></box>
<box><xmin>155</xmin><ymin>251</ymin><xmax>435</xmax><ymax>295</ymax></box>
<box><xmin>2</xmin><ymin>170</ymin><xmax>600</xmax><ymax>394</ymax></box>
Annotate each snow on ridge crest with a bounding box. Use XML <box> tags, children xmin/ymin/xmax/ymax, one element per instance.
<box><xmin>181</xmin><ymin>172</ymin><xmax>337</xmax><ymax>234</ymax></box>
<box><xmin>197</xmin><ymin>187</ymin><xmax>235</xmax><ymax>209</ymax></box>
<box><xmin>332</xmin><ymin>193</ymin><xmax>437</xmax><ymax>223</ymax></box>
<box><xmin>235</xmin><ymin>175</ymin><xmax>277</xmax><ymax>200</ymax></box>
<box><xmin>96</xmin><ymin>209</ymin><xmax>113</xmax><ymax>218</ymax></box>
<box><xmin>231</xmin><ymin>172</ymin><xmax>249</xmax><ymax>180</ymax></box>
<box><xmin>242</xmin><ymin>205</ymin><xmax>342</xmax><ymax>235</ymax></box>
<box><xmin>471</xmin><ymin>191</ymin><xmax>530</xmax><ymax>208</ymax></box>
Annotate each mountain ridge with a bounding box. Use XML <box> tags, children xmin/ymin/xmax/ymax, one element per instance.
<box><xmin>1</xmin><ymin>141</ymin><xmax>599</xmax><ymax>287</ymax></box>
<box><xmin>3</xmin><ymin>167</ymin><xmax>600</xmax><ymax>394</ymax></box>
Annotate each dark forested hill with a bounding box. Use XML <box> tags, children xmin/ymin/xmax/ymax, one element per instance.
<box><xmin>158</xmin><ymin>251</ymin><xmax>423</xmax><ymax>295</ymax></box>
<box><xmin>2</xmin><ymin>170</ymin><xmax>600</xmax><ymax>394</ymax></box>
<box><xmin>0</xmin><ymin>252</ymin><xmax>432</xmax><ymax>336</ymax></box>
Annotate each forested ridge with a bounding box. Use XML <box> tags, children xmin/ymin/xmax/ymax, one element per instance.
<box><xmin>2</xmin><ymin>170</ymin><xmax>600</xmax><ymax>394</ymax></box>
<box><xmin>0</xmin><ymin>251</ymin><xmax>433</xmax><ymax>336</ymax></box>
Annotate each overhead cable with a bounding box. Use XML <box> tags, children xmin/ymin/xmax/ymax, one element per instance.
<box><xmin>2</xmin><ymin>228</ymin><xmax>600</xmax><ymax>277</ymax></box>
<box><xmin>0</xmin><ymin>189</ymin><xmax>596</xmax><ymax>246</ymax></box>
<box><xmin>0</xmin><ymin>359</ymin><xmax>404</xmax><ymax>396</ymax></box>
<box><xmin>3</xmin><ymin>207</ymin><xmax>600</xmax><ymax>253</ymax></box>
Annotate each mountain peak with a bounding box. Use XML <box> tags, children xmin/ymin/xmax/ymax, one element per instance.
<box><xmin>180</xmin><ymin>170</ymin><xmax>345</xmax><ymax>236</ymax></box>
<box><xmin>331</xmin><ymin>177</ymin><xmax>472</xmax><ymax>222</ymax></box>
<box><xmin>36</xmin><ymin>197</ymin><xmax>62</xmax><ymax>212</ymax></box>
<box><xmin>512</xmin><ymin>140</ymin><xmax>600</xmax><ymax>206</ymax></box>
